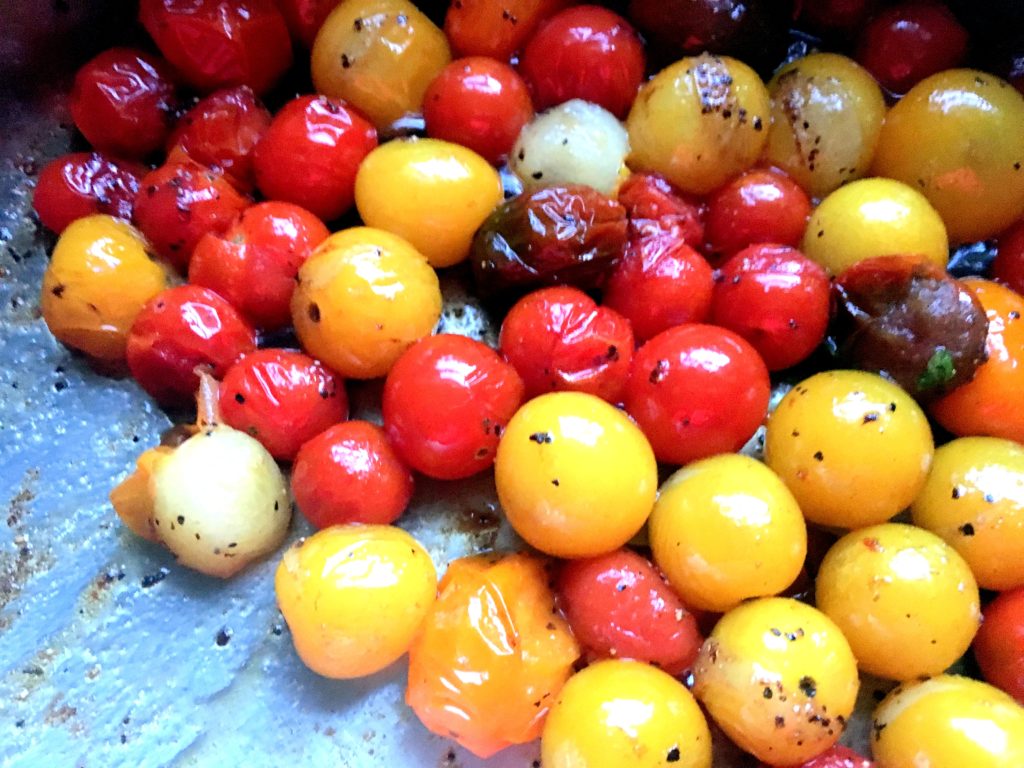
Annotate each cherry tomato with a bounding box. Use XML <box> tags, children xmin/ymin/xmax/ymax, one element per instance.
<box><xmin>133</xmin><ymin>161</ymin><xmax>250</xmax><ymax>272</ymax></box>
<box><xmin>189</xmin><ymin>201</ymin><xmax>329</xmax><ymax>331</ymax></box>
<box><xmin>166</xmin><ymin>86</ymin><xmax>272</xmax><ymax>193</ymax></box>
<box><xmin>623</xmin><ymin>324</ymin><xmax>770</xmax><ymax>466</ymax></box>
<box><xmin>422</xmin><ymin>57</ymin><xmax>534</xmax><ymax>166</ymax></box>
<box><xmin>617</xmin><ymin>171</ymin><xmax>705</xmax><ymax>247</ymax></box>
<box><xmin>518</xmin><ymin>5</ymin><xmax>645</xmax><ymax>120</ymax></box>
<box><xmin>758</xmin><ymin>745</ymin><xmax>875</xmax><ymax>768</ymax></box>
<box><xmin>973</xmin><ymin>588</ymin><xmax>1024</xmax><ymax>704</ymax></box>
<box><xmin>126</xmin><ymin>285</ymin><xmax>257</xmax><ymax>406</ymax></box>
<box><xmin>139</xmin><ymin>0</ymin><xmax>292</xmax><ymax>95</ymax></box>
<box><xmin>444</xmin><ymin>0</ymin><xmax>570</xmax><ymax>60</ymax></box>
<box><xmin>710</xmin><ymin>244</ymin><xmax>831</xmax><ymax>371</ymax></box>
<box><xmin>704</xmin><ymin>169</ymin><xmax>811</xmax><ymax>259</ymax></box>
<box><xmin>406</xmin><ymin>552</ymin><xmax>579</xmax><ymax>759</ymax></box>
<box><xmin>33</xmin><ymin>152</ymin><xmax>146</xmax><ymax>234</ymax></box>
<box><xmin>69</xmin><ymin>47</ymin><xmax>177</xmax><ymax>159</ymax></box>
<box><xmin>218</xmin><ymin>349</ymin><xmax>347</xmax><ymax>461</ymax></box>
<box><xmin>993</xmin><ymin>218</ymin><xmax>1024</xmax><ymax>296</ymax></box>
<box><xmin>291</xmin><ymin>421</ymin><xmax>414</xmax><ymax>528</ymax></box>
<box><xmin>794</xmin><ymin>0</ymin><xmax>876</xmax><ymax>34</ymax></box>
<box><xmin>383</xmin><ymin>334</ymin><xmax>525</xmax><ymax>480</ymax></box>
<box><xmin>498</xmin><ymin>287</ymin><xmax>634</xmax><ymax>403</ymax></box>
<box><xmin>276</xmin><ymin>0</ymin><xmax>343</xmax><ymax>46</ymax></box>
<box><xmin>252</xmin><ymin>95</ymin><xmax>377</xmax><ymax>222</ymax></box>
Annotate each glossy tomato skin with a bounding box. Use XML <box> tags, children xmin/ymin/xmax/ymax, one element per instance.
<box><xmin>556</xmin><ymin>548</ymin><xmax>702</xmax><ymax>676</ymax></box>
<box><xmin>422</xmin><ymin>57</ymin><xmax>534</xmax><ymax>165</ymax></box>
<box><xmin>498</xmin><ymin>287</ymin><xmax>634</xmax><ymax>403</ymax></box>
<box><xmin>993</xmin><ymin>219</ymin><xmax>1024</xmax><ymax>296</ymax></box>
<box><xmin>617</xmin><ymin>172</ymin><xmax>705</xmax><ymax>246</ymax></box>
<box><xmin>974</xmin><ymin>588</ymin><xmax>1024</xmax><ymax>704</ymax></box>
<box><xmin>758</xmin><ymin>745</ymin><xmax>875</xmax><ymax>768</ymax></box>
<box><xmin>704</xmin><ymin>169</ymin><xmax>811</xmax><ymax>259</ymax></box>
<box><xmin>252</xmin><ymin>95</ymin><xmax>377</xmax><ymax>222</ymax></box>
<box><xmin>218</xmin><ymin>349</ymin><xmax>347</xmax><ymax>461</ymax></box>
<box><xmin>711</xmin><ymin>244</ymin><xmax>831</xmax><ymax>371</ymax></box>
<box><xmin>276</xmin><ymin>0</ymin><xmax>343</xmax><ymax>46</ymax></box>
<box><xmin>133</xmin><ymin>161</ymin><xmax>250</xmax><ymax>272</ymax></box>
<box><xmin>189</xmin><ymin>201</ymin><xmax>329</xmax><ymax>330</ymax></box>
<box><xmin>139</xmin><ymin>0</ymin><xmax>292</xmax><ymax>95</ymax></box>
<box><xmin>383</xmin><ymin>334</ymin><xmax>525</xmax><ymax>480</ymax></box>
<box><xmin>126</xmin><ymin>285</ymin><xmax>257</xmax><ymax>406</ymax></box>
<box><xmin>444</xmin><ymin>0</ymin><xmax>571</xmax><ymax>60</ymax></box>
<box><xmin>624</xmin><ymin>324</ymin><xmax>770</xmax><ymax>465</ymax></box>
<box><xmin>518</xmin><ymin>5</ymin><xmax>645</xmax><ymax>119</ymax></box>
<box><xmin>33</xmin><ymin>152</ymin><xmax>146</xmax><ymax>234</ymax></box>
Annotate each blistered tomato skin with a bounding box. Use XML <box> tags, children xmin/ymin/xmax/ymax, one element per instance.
<box><xmin>911</xmin><ymin>437</ymin><xmax>1024</xmax><ymax>591</ymax></box>
<box><xmin>993</xmin><ymin>219</ymin><xmax>1024</xmax><ymax>295</ymax></box>
<box><xmin>541</xmin><ymin>660</ymin><xmax>712</xmax><ymax>768</ymax></box>
<box><xmin>973</xmin><ymin>588</ymin><xmax>1024</xmax><ymax>704</ymax></box>
<box><xmin>764</xmin><ymin>370</ymin><xmax>934</xmax><ymax>529</ymax></box>
<box><xmin>816</xmin><ymin>523</ymin><xmax>981</xmax><ymax>681</ymax></box>
<box><xmin>291</xmin><ymin>227</ymin><xmax>441</xmax><ymax>380</ymax></box>
<box><xmin>623</xmin><ymin>324</ymin><xmax>771</xmax><ymax>466</ymax></box>
<box><xmin>617</xmin><ymin>172</ymin><xmax>705</xmax><ymax>247</ymax></box>
<box><xmin>693</xmin><ymin>597</ymin><xmax>859</xmax><ymax>766</ymax></box>
<box><xmin>276</xmin><ymin>525</ymin><xmax>437</xmax><ymax>679</ymax></box>
<box><xmin>871</xmin><ymin>69</ymin><xmax>1024</xmax><ymax>243</ymax></box>
<box><xmin>40</xmin><ymin>215</ymin><xmax>172</xmax><ymax>363</ymax></box>
<box><xmin>495</xmin><ymin>392</ymin><xmax>657</xmax><ymax>559</ymax></box>
<box><xmin>704</xmin><ymin>169</ymin><xmax>811</xmax><ymax>259</ymax></box>
<box><xmin>311</xmin><ymin>0</ymin><xmax>451</xmax><ymax>130</ymax></box>
<box><xmin>406</xmin><ymin>553</ymin><xmax>579</xmax><ymax>759</ymax></box>
<box><xmin>33</xmin><ymin>153</ymin><xmax>146</xmax><ymax>234</ymax></box>
<box><xmin>444</xmin><ymin>0</ymin><xmax>570</xmax><ymax>61</ymax></box>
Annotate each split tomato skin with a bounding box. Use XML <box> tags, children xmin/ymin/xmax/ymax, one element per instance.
<box><xmin>33</xmin><ymin>152</ymin><xmax>146</xmax><ymax>234</ymax></box>
<box><xmin>617</xmin><ymin>172</ymin><xmax>705</xmax><ymax>247</ymax></box>
<box><xmin>704</xmin><ymin>169</ymin><xmax>811</xmax><ymax>259</ymax></box>
<box><xmin>973</xmin><ymin>587</ymin><xmax>1024</xmax><ymax>705</ymax></box>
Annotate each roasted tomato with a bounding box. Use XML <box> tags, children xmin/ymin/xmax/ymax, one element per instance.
<box><xmin>993</xmin><ymin>218</ymin><xmax>1024</xmax><ymax>296</ymax></box>
<box><xmin>704</xmin><ymin>169</ymin><xmax>811</xmax><ymax>259</ymax></box>
<box><xmin>33</xmin><ymin>152</ymin><xmax>146</xmax><ymax>234</ymax></box>
<box><xmin>758</xmin><ymin>745</ymin><xmax>875</xmax><ymax>768</ymax></box>
<box><xmin>276</xmin><ymin>0</ymin><xmax>343</xmax><ymax>46</ymax></box>
<box><xmin>973</xmin><ymin>587</ymin><xmax>1024</xmax><ymax>704</ymax></box>
<box><xmin>444</xmin><ymin>0</ymin><xmax>570</xmax><ymax>60</ymax></box>
<box><xmin>617</xmin><ymin>171</ymin><xmax>704</xmax><ymax>246</ymax></box>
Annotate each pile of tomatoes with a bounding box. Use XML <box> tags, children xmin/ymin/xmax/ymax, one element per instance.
<box><xmin>30</xmin><ymin>0</ymin><xmax>1024</xmax><ymax>765</ymax></box>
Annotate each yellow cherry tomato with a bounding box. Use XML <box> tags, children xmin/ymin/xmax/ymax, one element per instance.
<box><xmin>912</xmin><ymin>437</ymin><xmax>1024</xmax><ymax>591</ymax></box>
<box><xmin>801</xmin><ymin>177</ymin><xmax>948</xmax><ymax>275</ymax></box>
<box><xmin>291</xmin><ymin>226</ymin><xmax>441</xmax><ymax>379</ymax></box>
<box><xmin>816</xmin><ymin>523</ymin><xmax>980</xmax><ymax>681</ymax></box>
<box><xmin>764</xmin><ymin>370</ymin><xmax>934</xmax><ymax>528</ymax></box>
<box><xmin>354</xmin><ymin>138</ymin><xmax>502</xmax><ymax>269</ymax></box>
<box><xmin>764</xmin><ymin>53</ymin><xmax>886</xmax><ymax>198</ymax></box>
<box><xmin>40</xmin><ymin>214</ymin><xmax>173</xmax><ymax>361</ymax></box>
<box><xmin>649</xmin><ymin>454</ymin><xmax>807</xmax><ymax>612</ymax></box>
<box><xmin>275</xmin><ymin>524</ymin><xmax>437</xmax><ymax>679</ymax></box>
<box><xmin>541</xmin><ymin>660</ymin><xmax>711</xmax><ymax>768</ymax></box>
<box><xmin>871</xmin><ymin>69</ymin><xmax>1024</xmax><ymax>244</ymax></box>
<box><xmin>872</xmin><ymin>675</ymin><xmax>1024</xmax><ymax>767</ymax></box>
<box><xmin>494</xmin><ymin>391</ymin><xmax>657</xmax><ymax>559</ymax></box>
<box><xmin>693</xmin><ymin>597</ymin><xmax>859</xmax><ymax>766</ymax></box>
<box><xmin>626</xmin><ymin>53</ymin><xmax>770</xmax><ymax>195</ymax></box>
<box><xmin>311</xmin><ymin>0</ymin><xmax>451</xmax><ymax>129</ymax></box>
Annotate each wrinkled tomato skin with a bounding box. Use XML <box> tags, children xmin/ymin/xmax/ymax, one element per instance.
<box><xmin>422</xmin><ymin>57</ymin><xmax>534</xmax><ymax>165</ymax></box>
<box><xmin>276</xmin><ymin>0</ymin><xmax>343</xmax><ymax>46</ymax></box>
<box><xmin>189</xmin><ymin>201</ymin><xmax>329</xmax><ymax>331</ymax></box>
<box><xmin>33</xmin><ymin>152</ymin><xmax>146</xmax><ymax>234</ymax></box>
<box><xmin>758</xmin><ymin>744</ymin><xmax>875</xmax><ymax>768</ymax></box>
<box><xmin>252</xmin><ymin>95</ymin><xmax>377</xmax><ymax>222</ymax></box>
<box><xmin>617</xmin><ymin>172</ymin><xmax>704</xmax><ymax>246</ymax></box>
<box><xmin>133</xmin><ymin>161</ymin><xmax>250</xmax><ymax>272</ymax></box>
<box><xmin>383</xmin><ymin>334</ymin><xmax>525</xmax><ymax>480</ymax></box>
<box><xmin>69</xmin><ymin>47</ymin><xmax>177</xmax><ymax>159</ymax></box>
<box><xmin>218</xmin><ymin>349</ymin><xmax>347</xmax><ymax>461</ymax></box>
<box><xmin>444</xmin><ymin>0</ymin><xmax>571</xmax><ymax>60</ymax></box>
<box><xmin>994</xmin><ymin>219</ymin><xmax>1024</xmax><ymax>296</ymax></box>
<box><xmin>624</xmin><ymin>324</ymin><xmax>771</xmax><ymax>465</ymax></box>
<box><xmin>518</xmin><ymin>6</ymin><xmax>645</xmax><ymax>120</ymax></box>
<box><xmin>498</xmin><ymin>286</ymin><xmax>634</xmax><ymax>403</ymax></box>
<box><xmin>556</xmin><ymin>548</ymin><xmax>702</xmax><ymax>676</ymax></box>
<box><xmin>126</xmin><ymin>285</ymin><xmax>257</xmax><ymax>406</ymax></box>
<box><xmin>711</xmin><ymin>244</ymin><xmax>831</xmax><ymax>371</ymax></box>
<box><xmin>167</xmin><ymin>86</ymin><xmax>272</xmax><ymax>193</ymax></box>
<box><xmin>973</xmin><ymin>588</ymin><xmax>1024</xmax><ymax>705</ymax></box>
<box><xmin>139</xmin><ymin>0</ymin><xmax>293</xmax><ymax>95</ymax></box>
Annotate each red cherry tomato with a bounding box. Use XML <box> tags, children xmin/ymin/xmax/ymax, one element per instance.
<box><xmin>139</xmin><ymin>0</ymin><xmax>292</xmax><ymax>95</ymax></box>
<box><xmin>252</xmin><ymin>95</ymin><xmax>377</xmax><ymax>222</ymax></box>
<box><xmin>972</xmin><ymin>587</ymin><xmax>1024</xmax><ymax>705</ymax></box>
<box><xmin>498</xmin><ymin>287</ymin><xmax>634</xmax><ymax>403</ymax></box>
<box><xmin>126</xmin><ymin>285</ymin><xmax>257</xmax><ymax>406</ymax></box>
<box><xmin>276</xmin><ymin>0</ymin><xmax>343</xmax><ymax>47</ymax></box>
<box><xmin>624</xmin><ymin>324</ymin><xmax>770</xmax><ymax>465</ymax></box>
<box><xmin>759</xmin><ymin>744</ymin><xmax>875</xmax><ymax>768</ymax></box>
<box><xmin>704</xmin><ymin>168</ymin><xmax>811</xmax><ymax>259</ymax></box>
<box><xmin>167</xmin><ymin>86</ymin><xmax>272</xmax><ymax>193</ymax></box>
<box><xmin>218</xmin><ymin>348</ymin><xmax>347</xmax><ymax>460</ymax></box>
<box><xmin>69</xmin><ymin>47</ymin><xmax>177</xmax><ymax>159</ymax></box>
<box><xmin>423</xmin><ymin>57</ymin><xmax>534</xmax><ymax>165</ymax></box>
<box><xmin>518</xmin><ymin>5</ymin><xmax>645</xmax><ymax>119</ymax></box>
<box><xmin>856</xmin><ymin>1</ymin><xmax>969</xmax><ymax>95</ymax></box>
<box><xmin>444</xmin><ymin>0</ymin><xmax>570</xmax><ymax>60</ymax></box>
<box><xmin>617</xmin><ymin>172</ymin><xmax>705</xmax><ymax>246</ymax></box>
<box><xmin>710</xmin><ymin>244</ymin><xmax>831</xmax><ymax>371</ymax></box>
<box><xmin>795</xmin><ymin>0</ymin><xmax>877</xmax><ymax>34</ymax></box>
<box><xmin>993</xmin><ymin>219</ymin><xmax>1024</xmax><ymax>297</ymax></box>
<box><xmin>556</xmin><ymin>548</ymin><xmax>703</xmax><ymax>676</ymax></box>
<box><xmin>189</xmin><ymin>201</ymin><xmax>329</xmax><ymax>331</ymax></box>
<box><xmin>32</xmin><ymin>152</ymin><xmax>146</xmax><ymax>234</ymax></box>
<box><xmin>133</xmin><ymin>161</ymin><xmax>250</xmax><ymax>272</ymax></box>
<box><xmin>383</xmin><ymin>334</ymin><xmax>525</xmax><ymax>480</ymax></box>
<box><xmin>291</xmin><ymin>421</ymin><xmax>414</xmax><ymax>528</ymax></box>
